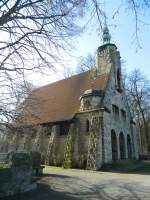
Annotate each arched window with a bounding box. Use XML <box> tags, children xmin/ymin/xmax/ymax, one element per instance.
<box><xmin>127</xmin><ymin>134</ymin><xmax>132</xmax><ymax>159</ymax></box>
<box><xmin>111</xmin><ymin>130</ymin><xmax>118</xmax><ymax>160</ymax></box>
<box><xmin>119</xmin><ymin>132</ymin><xmax>126</xmax><ymax>159</ymax></box>
<box><xmin>86</xmin><ymin>120</ymin><xmax>90</xmax><ymax>133</ymax></box>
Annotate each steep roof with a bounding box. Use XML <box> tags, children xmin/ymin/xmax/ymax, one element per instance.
<box><xmin>18</xmin><ymin>70</ymin><xmax>109</xmax><ymax>125</ymax></box>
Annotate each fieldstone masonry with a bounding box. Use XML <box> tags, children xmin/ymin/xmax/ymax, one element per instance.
<box><xmin>1</xmin><ymin>32</ymin><xmax>139</xmax><ymax>170</ymax></box>
<box><xmin>0</xmin><ymin>152</ymin><xmax>36</xmax><ymax>198</ymax></box>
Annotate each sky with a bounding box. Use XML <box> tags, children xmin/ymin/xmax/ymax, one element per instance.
<box><xmin>27</xmin><ymin>1</ymin><xmax>150</xmax><ymax>87</ymax></box>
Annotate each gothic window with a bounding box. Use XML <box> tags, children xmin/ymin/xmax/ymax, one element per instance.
<box><xmin>86</xmin><ymin>120</ymin><xmax>90</xmax><ymax>133</ymax></box>
<box><xmin>119</xmin><ymin>132</ymin><xmax>126</xmax><ymax>159</ymax></box>
<box><xmin>111</xmin><ymin>130</ymin><xmax>118</xmax><ymax>160</ymax></box>
<box><xmin>112</xmin><ymin>104</ymin><xmax>119</xmax><ymax>117</ymax></box>
<box><xmin>59</xmin><ymin>122</ymin><xmax>69</xmax><ymax>135</ymax></box>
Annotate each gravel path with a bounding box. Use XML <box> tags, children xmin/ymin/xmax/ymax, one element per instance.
<box><xmin>3</xmin><ymin>167</ymin><xmax>150</xmax><ymax>200</ymax></box>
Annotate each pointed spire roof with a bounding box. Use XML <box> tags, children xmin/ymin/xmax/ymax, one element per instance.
<box><xmin>102</xmin><ymin>18</ymin><xmax>111</xmax><ymax>44</ymax></box>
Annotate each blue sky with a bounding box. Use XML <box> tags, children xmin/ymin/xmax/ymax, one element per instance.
<box><xmin>28</xmin><ymin>1</ymin><xmax>150</xmax><ymax>86</ymax></box>
<box><xmin>73</xmin><ymin>0</ymin><xmax>150</xmax><ymax>78</ymax></box>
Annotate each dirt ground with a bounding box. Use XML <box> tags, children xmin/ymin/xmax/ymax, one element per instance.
<box><xmin>3</xmin><ymin>166</ymin><xmax>150</xmax><ymax>200</ymax></box>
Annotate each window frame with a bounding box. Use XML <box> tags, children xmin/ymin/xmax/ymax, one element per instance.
<box><xmin>112</xmin><ymin>104</ymin><xmax>119</xmax><ymax>117</ymax></box>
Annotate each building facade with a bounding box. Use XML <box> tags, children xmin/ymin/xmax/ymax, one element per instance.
<box><xmin>1</xmin><ymin>27</ymin><xmax>139</xmax><ymax>170</ymax></box>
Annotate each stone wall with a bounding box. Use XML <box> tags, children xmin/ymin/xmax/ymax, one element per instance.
<box><xmin>2</xmin><ymin>43</ymin><xmax>139</xmax><ymax>169</ymax></box>
<box><xmin>75</xmin><ymin>109</ymin><xmax>103</xmax><ymax>169</ymax></box>
<box><xmin>52</xmin><ymin>135</ymin><xmax>67</xmax><ymax>165</ymax></box>
<box><xmin>102</xmin><ymin>56</ymin><xmax>139</xmax><ymax>163</ymax></box>
<box><xmin>0</xmin><ymin>152</ymin><xmax>36</xmax><ymax>198</ymax></box>
<box><xmin>3</xmin><ymin>125</ymin><xmax>68</xmax><ymax>167</ymax></box>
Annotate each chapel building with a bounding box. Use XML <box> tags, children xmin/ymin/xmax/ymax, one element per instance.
<box><xmin>2</xmin><ymin>26</ymin><xmax>139</xmax><ymax>170</ymax></box>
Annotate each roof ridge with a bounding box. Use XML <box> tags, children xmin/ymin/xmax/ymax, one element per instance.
<box><xmin>33</xmin><ymin>70</ymin><xmax>91</xmax><ymax>92</ymax></box>
<box><xmin>33</xmin><ymin>70</ymin><xmax>109</xmax><ymax>93</ymax></box>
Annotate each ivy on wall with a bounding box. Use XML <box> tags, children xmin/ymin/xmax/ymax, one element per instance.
<box><xmin>63</xmin><ymin>128</ymin><xmax>73</xmax><ymax>169</ymax></box>
<box><xmin>87</xmin><ymin>116</ymin><xmax>100</xmax><ymax>170</ymax></box>
<box><xmin>51</xmin><ymin>153</ymin><xmax>60</xmax><ymax>166</ymax></box>
<box><xmin>45</xmin><ymin>126</ymin><xmax>56</xmax><ymax>165</ymax></box>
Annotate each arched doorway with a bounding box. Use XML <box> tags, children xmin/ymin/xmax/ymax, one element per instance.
<box><xmin>127</xmin><ymin>134</ymin><xmax>132</xmax><ymax>159</ymax></box>
<box><xmin>111</xmin><ymin>130</ymin><xmax>118</xmax><ymax>160</ymax></box>
<box><xmin>119</xmin><ymin>132</ymin><xmax>126</xmax><ymax>159</ymax></box>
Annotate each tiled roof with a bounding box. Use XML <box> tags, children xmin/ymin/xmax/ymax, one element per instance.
<box><xmin>18</xmin><ymin>70</ymin><xmax>109</xmax><ymax>125</ymax></box>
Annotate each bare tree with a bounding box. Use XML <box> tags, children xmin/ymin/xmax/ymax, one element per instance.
<box><xmin>0</xmin><ymin>0</ymin><xmax>106</xmax><ymax>73</ymax></box>
<box><xmin>0</xmin><ymin>0</ymin><xmax>149</xmax><ymax>124</ymax></box>
<box><xmin>0</xmin><ymin>0</ymin><xmax>108</xmax><ymax>123</ymax></box>
<box><xmin>76</xmin><ymin>54</ymin><xmax>95</xmax><ymax>73</ymax></box>
<box><xmin>127</xmin><ymin>0</ymin><xmax>150</xmax><ymax>48</ymax></box>
<box><xmin>0</xmin><ymin>0</ymin><xmax>149</xmax><ymax>72</ymax></box>
<box><xmin>126</xmin><ymin>69</ymin><xmax>150</xmax><ymax>153</ymax></box>
<box><xmin>0</xmin><ymin>79</ymin><xmax>35</xmax><ymax>124</ymax></box>
<box><xmin>0</xmin><ymin>1</ymin><xmax>84</xmax><ymax>69</ymax></box>
<box><xmin>62</xmin><ymin>53</ymin><xmax>95</xmax><ymax>78</ymax></box>
<box><xmin>0</xmin><ymin>0</ymin><xmax>88</xmax><ymax>123</ymax></box>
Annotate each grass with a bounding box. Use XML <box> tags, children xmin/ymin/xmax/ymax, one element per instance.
<box><xmin>100</xmin><ymin>160</ymin><xmax>150</xmax><ymax>174</ymax></box>
<box><xmin>0</xmin><ymin>163</ymin><xmax>10</xmax><ymax>169</ymax></box>
<box><xmin>44</xmin><ymin>165</ymin><xmax>100</xmax><ymax>174</ymax></box>
<box><xmin>44</xmin><ymin>165</ymin><xmax>86</xmax><ymax>172</ymax></box>
<box><xmin>43</xmin><ymin>160</ymin><xmax>150</xmax><ymax>175</ymax></box>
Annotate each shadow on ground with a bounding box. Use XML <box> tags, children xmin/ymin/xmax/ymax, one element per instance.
<box><xmin>2</xmin><ymin>172</ymin><xmax>150</xmax><ymax>200</ymax></box>
<box><xmin>2</xmin><ymin>182</ymin><xmax>80</xmax><ymax>200</ymax></box>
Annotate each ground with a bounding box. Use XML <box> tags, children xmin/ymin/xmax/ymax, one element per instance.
<box><xmin>3</xmin><ymin>165</ymin><xmax>150</xmax><ymax>200</ymax></box>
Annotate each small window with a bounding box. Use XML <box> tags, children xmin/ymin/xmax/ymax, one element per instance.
<box><xmin>116</xmin><ymin>68</ymin><xmax>122</xmax><ymax>92</ymax></box>
<box><xmin>86</xmin><ymin>120</ymin><xmax>90</xmax><ymax>133</ymax></box>
<box><xmin>112</xmin><ymin>104</ymin><xmax>119</xmax><ymax>117</ymax></box>
<box><xmin>121</xmin><ymin>109</ymin><xmax>126</xmax><ymax>120</ymax></box>
<box><xmin>59</xmin><ymin>123</ymin><xmax>69</xmax><ymax>135</ymax></box>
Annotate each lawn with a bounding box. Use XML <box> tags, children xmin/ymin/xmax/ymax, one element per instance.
<box><xmin>100</xmin><ymin>160</ymin><xmax>150</xmax><ymax>174</ymax></box>
<box><xmin>43</xmin><ymin>160</ymin><xmax>150</xmax><ymax>175</ymax></box>
<box><xmin>0</xmin><ymin>163</ymin><xmax>10</xmax><ymax>169</ymax></box>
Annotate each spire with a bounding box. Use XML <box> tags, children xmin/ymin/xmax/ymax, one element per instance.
<box><xmin>102</xmin><ymin>16</ymin><xmax>111</xmax><ymax>44</ymax></box>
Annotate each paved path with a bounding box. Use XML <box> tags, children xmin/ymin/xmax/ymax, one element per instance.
<box><xmin>3</xmin><ymin>167</ymin><xmax>150</xmax><ymax>200</ymax></box>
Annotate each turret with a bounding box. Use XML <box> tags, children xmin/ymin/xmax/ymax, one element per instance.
<box><xmin>95</xmin><ymin>23</ymin><xmax>122</xmax><ymax>92</ymax></box>
<box><xmin>103</xmin><ymin>24</ymin><xmax>111</xmax><ymax>44</ymax></box>
<box><xmin>80</xmin><ymin>89</ymin><xmax>103</xmax><ymax>111</ymax></box>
